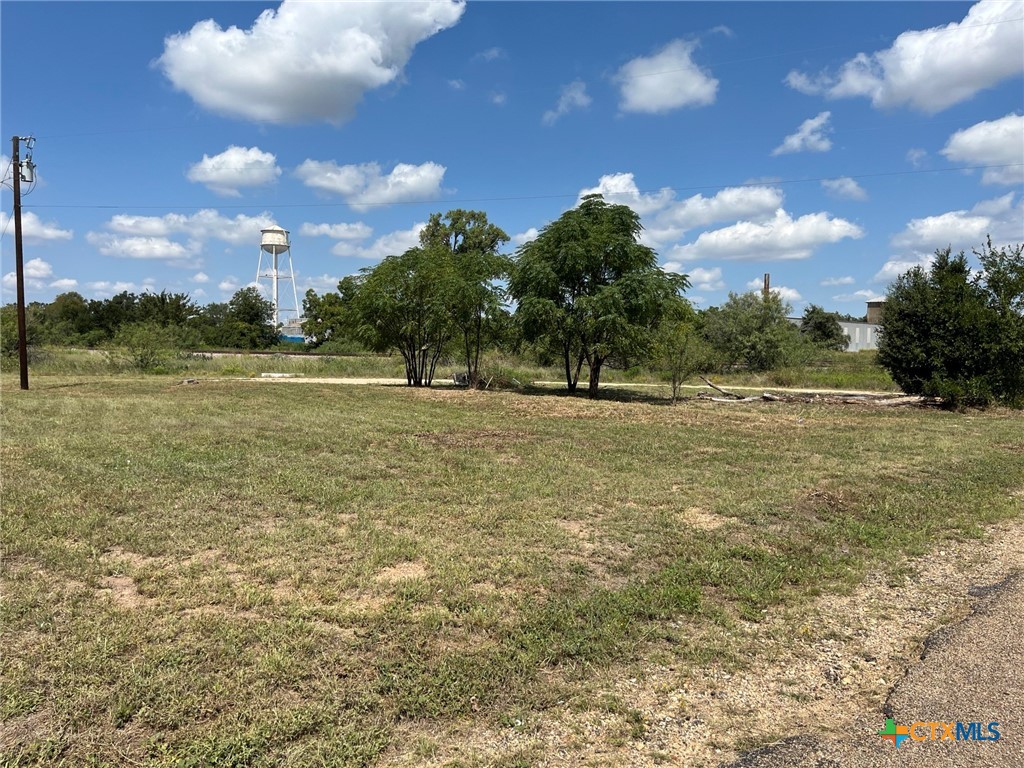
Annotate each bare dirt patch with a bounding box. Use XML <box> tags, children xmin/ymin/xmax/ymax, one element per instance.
<box><xmin>375</xmin><ymin>561</ymin><xmax>428</xmax><ymax>583</ymax></box>
<box><xmin>680</xmin><ymin>506</ymin><xmax>730</xmax><ymax>532</ymax></box>
<box><xmin>181</xmin><ymin>604</ymin><xmax>262</xmax><ymax>621</ymax></box>
<box><xmin>97</xmin><ymin>574</ymin><xmax>151</xmax><ymax>609</ymax></box>
<box><xmin>101</xmin><ymin>546</ymin><xmax>162</xmax><ymax>569</ymax></box>
<box><xmin>0</xmin><ymin>710</ymin><xmax>52</xmax><ymax>754</ymax></box>
<box><xmin>413</xmin><ymin>429</ymin><xmax>529</xmax><ymax>449</ymax></box>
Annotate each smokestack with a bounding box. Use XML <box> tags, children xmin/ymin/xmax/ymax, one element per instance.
<box><xmin>763</xmin><ymin>273</ymin><xmax>770</xmax><ymax>299</ymax></box>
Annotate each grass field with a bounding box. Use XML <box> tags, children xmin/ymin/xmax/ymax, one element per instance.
<box><xmin>25</xmin><ymin>347</ymin><xmax>897</xmax><ymax>394</ymax></box>
<box><xmin>1</xmin><ymin>374</ymin><xmax>1021</xmax><ymax>766</ymax></box>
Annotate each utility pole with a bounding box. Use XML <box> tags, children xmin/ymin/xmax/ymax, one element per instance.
<box><xmin>11</xmin><ymin>136</ymin><xmax>31</xmax><ymax>390</ymax></box>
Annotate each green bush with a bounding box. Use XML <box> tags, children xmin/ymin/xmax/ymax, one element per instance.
<box><xmin>878</xmin><ymin>240</ymin><xmax>1024</xmax><ymax>409</ymax></box>
<box><xmin>107</xmin><ymin>322</ymin><xmax>187</xmax><ymax>372</ymax></box>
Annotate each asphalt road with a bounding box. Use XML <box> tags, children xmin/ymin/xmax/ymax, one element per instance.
<box><xmin>723</xmin><ymin>574</ymin><xmax>1024</xmax><ymax>768</ymax></box>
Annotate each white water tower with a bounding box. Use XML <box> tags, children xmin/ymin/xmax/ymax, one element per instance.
<box><xmin>256</xmin><ymin>226</ymin><xmax>300</xmax><ymax>328</ymax></box>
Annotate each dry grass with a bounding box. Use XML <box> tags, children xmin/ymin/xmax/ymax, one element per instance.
<box><xmin>1</xmin><ymin>375</ymin><xmax>1021</xmax><ymax>766</ymax></box>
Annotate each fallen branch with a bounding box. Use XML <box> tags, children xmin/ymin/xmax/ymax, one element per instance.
<box><xmin>696</xmin><ymin>390</ymin><xmax>935</xmax><ymax>407</ymax></box>
<box><xmin>699</xmin><ymin>377</ymin><xmax>743</xmax><ymax>399</ymax></box>
<box><xmin>697</xmin><ymin>393</ymin><xmax>763</xmax><ymax>403</ymax></box>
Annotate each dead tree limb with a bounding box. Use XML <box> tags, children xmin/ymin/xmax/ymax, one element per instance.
<box><xmin>699</xmin><ymin>377</ymin><xmax>744</xmax><ymax>399</ymax></box>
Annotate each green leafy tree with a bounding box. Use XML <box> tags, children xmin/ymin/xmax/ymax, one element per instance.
<box><xmin>0</xmin><ymin>303</ymin><xmax>41</xmax><ymax>359</ymax></box>
<box><xmin>188</xmin><ymin>302</ymin><xmax>230</xmax><ymax>348</ymax></box>
<box><xmin>349</xmin><ymin>246</ymin><xmax>457</xmax><ymax>386</ymax></box>
<box><xmin>702</xmin><ymin>291</ymin><xmax>805</xmax><ymax>372</ymax></box>
<box><xmin>420</xmin><ymin>209</ymin><xmax>510</xmax><ymax>385</ymax></box>
<box><xmin>221</xmin><ymin>287</ymin><xmax>278</xmax><ymax>349</ymax></box>
<box><xmin>302</xmin><ymin>288</ymin><xmax>342</xmax><ymax>348</ymax></box>
<box><xmin>301</xmin><ymin>276</ymin><xmax>361</xmax><ymax>349</ymax></box>
<box><xmin>136</xmin><ymin>291</ymin><xmax>198</xmax><ymax>328</ymax></box>
<box><xmin>509</xmin><ymin>194</ymin><xmax>687</xmax><ymax>397</ymax></box>
<box><xmin>878</xmin><ymin>242</ymin><xmax>1024</xmax><ymax>408</ymax></box>
<box><xmin>652</xmin><ymin>300</ymin><xmax>715</xmax><ymax>403</ymax></box>
<box><xmin>975</xmin><ymin>237</ymin><xmax>1024</xmax><ymax>403</ymax></box>
<box><xmin>800</xmin><ymin>304</ymin><xmax>849</xmax><ymax>351</ymax></box>
<box><xmin>89</xmin><ymin>291</ymin><xmax>140</xmax><ymax>339</ymax></box>
<box><xmin>38</xmin><ymin>291</ymin><xmax>93</xmax><ymax>344</ymax></box>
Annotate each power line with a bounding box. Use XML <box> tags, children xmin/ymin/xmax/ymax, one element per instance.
<box><xmin>22</xmin><ymin>163</ymin><xmax>1024</xmax><ymax>212</ymax></box>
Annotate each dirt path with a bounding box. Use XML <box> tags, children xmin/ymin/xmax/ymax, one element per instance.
<box><xmin>232</xmin><ymin>376</ymin><xmax>896</xmax><ymax>397</ymax></box>
<box><xmin>378</xmin><ymin>517</ymin><xmax>1024</xmax><ymax>767</ymax></box>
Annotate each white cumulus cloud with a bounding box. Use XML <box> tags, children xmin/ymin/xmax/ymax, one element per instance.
<box><xmin>576</xmin><ymin>174</ymin><xmax>786</xmax><ymax>251</ymax></box>
<box><xmin>784</xmin><ymin>0</ymin><xmax>1024</xmax><ymax>113</ymax></box>
<box><xmin>833</xmin><ymin>288</ymin><xmax>885</xmax><ymax>302</ymax></box>
<box><xmin>821</xmin><ymin>276</ymin><xmax>855</xmax><ymax>287</ymax></box>
<box><xmin>745</xmin><ymin>278</ymin><xmax>802</xmax><ymax>303</ymax></box>
<box><xmin>940</xmin><ymin>113</ymin><xmax>1024</xmax><ymax>185</ymax></box>
<box><xmin>578</xmin><ymin>173</ymin><xmax>675</xmax><ymax>216</ymax></box>
<box><xmin>614</xmin><ymin>39</ymin><xmax>718</xmax><ymax>114</ymax></box>
<box><xmin>873</xmin><ymin>254</ymin><xmax>936</xmax><ymax>284</ymax></box>
<box><xmin>23</xmin><ymin>258</ymin><xmax>53</xmax><ymax>280</ymax></box>
<box><xmin>772</xmin><ymin>112</ymin><xmax>832</xmax><ymax>156</ymax></box>
<box><xmin>86</xmin><ymin>233</ymin><xmax>191</xmax><ymax>262</ymax></box>
<box><xmin>511</xmin><ymin>228</ymin><xmax>539</xmax><ymax>247</ymax></box>
<box><xmin>821</xmin><ymin>177</ymin><xmax>868</xmax><ymax>201</ymax></box>
<box><xmin>158</xmin><ymin>0</ymin><xmax>466</xmax><ymax>124</ymax></box>
<box><xmin>676</xmin><ymin>209</ymin><xmax>864</xmax><ymax>261</ymax></box>
<box><xmin>542</xmin><ymin>80</ymin><xmax>591</xmax><ymax>125</ymax></box>
<box><xmin>105</xmin><ymin>210</ymin><xmax>277</xmax><ymax>247</ymax></box>
<box><xmin>301</xmin><ymin>274</ymin><xmax>346</xmax><ymax>293</ymax></box>
<box><xmin>192</xmin><ymin>271</ymin><xmax>210</xmax><ymax>283</ymax></box>
<box><xmin>879</xmin><ymin>193</ymin><xmax>1024</xmax><ymax>283</ymax></box>
<box><xmin>657</xmin><ymin>186</ymin><xmax>783</xmax><ymax>231</ymax></box>
<box><xmin>3</xmin><ymin>258</ymin><xmax>61</xmax><ymax>293</ymax></box>
<box><xmin>645</xmin><ymin>188</ymin><xmax>785</xmax><ymax>250</ymax></box>
<box><xmin>890</xmin><ymin>192</ymin><xmax>1024</xmax><ymax>253</ymax></box>
<box><xmin>85</xmin><ymin>280</ymin><xmax>148</xmax><ymax>298</ymax></box>
<box><xmin>0</xmin><ymin>211</ymin><xmax>73</xmax><ymax>242</ymax></box>
<box><xmin>688</xmin><ymin>266</ymin><xmax>725</xmax><ymax>291</ymax></box>
<box><xmin>295</xmin><ymin>160</ymin><xmax>445</xmax><ymax>211</ymax></box>
<box><xmin>299</xmin><ymin>221</ymin><xmax>374</xmax><ymax>240</ymax></box>
<box><xmin>187</xmin><ymin>146</ymin><xmax>281</xmax><ymax>196</ymax></box>
<box><xmin>331</xmin><ymin>222</ymin><xmax>426</xmax><ymax>260</ymax></box>
<box><xmin>49</xmin><ymin>278</ymin><xmax>79</xmax><ymax>290</ymax></box>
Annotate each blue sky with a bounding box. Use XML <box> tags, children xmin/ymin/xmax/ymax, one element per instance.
<box><xmin>2</xmin><ymin>0</ymin><xmax>1022</xmax><ymax>318</ymax></box>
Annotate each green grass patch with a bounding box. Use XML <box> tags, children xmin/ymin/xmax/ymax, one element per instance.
<box><xmin>1</xmin><ymin>375</ymin><xmax>1020</xmax><ymax>764</ymax></box>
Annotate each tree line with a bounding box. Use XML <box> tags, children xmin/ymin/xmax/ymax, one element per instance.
<box><xmin>1</xmin><ymin>285</ymin><xmax>279</xmax><ymax>357</ymax></box>
<box><xmin>5</xmin><ymin>194</ymin><xmax>1018</xmax><ymax>407</ymax></box>
<box><xmin>300</xmin><ymin>197</ymin><xmax>850</xmax><ymax>397</ymax></box>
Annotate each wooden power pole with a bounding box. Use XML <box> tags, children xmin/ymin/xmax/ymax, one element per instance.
<box><xmin>11</xmin><ymin>136</ymin><xmax>29</xmax><ymax>390</ymax></box>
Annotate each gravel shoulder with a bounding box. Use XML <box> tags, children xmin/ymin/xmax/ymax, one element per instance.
<box><xmin>376</xmin><ymin>518</ymin><xmax>1024</xmax><ymax>767</ymax></box>
<box><xmin>722</xmin><ymin>544</ymin><xmax>1024</xmax><ymax>768</ymax></box>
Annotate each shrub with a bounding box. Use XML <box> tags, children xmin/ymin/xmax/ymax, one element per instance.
<box><xmin>107</xmin><ymin>322</ymin><xmax>187</xmax><ymax>372</ymax></box>
<box><xmin>878</xmin><ymin>240</ymin><xmax>1024</xmax><ymax>409</ymax></box>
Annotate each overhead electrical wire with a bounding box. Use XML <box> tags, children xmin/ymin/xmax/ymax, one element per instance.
<box><xmin>23</xmin><ymin>163</ymin><xmax>1024</xmax><ymax>212</ymax></box>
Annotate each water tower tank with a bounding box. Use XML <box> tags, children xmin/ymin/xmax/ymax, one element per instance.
<box><xmin>261</xmin><ymin>226</ymin><xmax>290</xmax><ymax>255</ymax></box>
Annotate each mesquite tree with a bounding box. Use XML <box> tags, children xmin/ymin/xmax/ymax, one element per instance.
<box><xmin>509</xmin><ymin>194</ymin><xmax>688</xmax><ymax>397</ymax></box>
